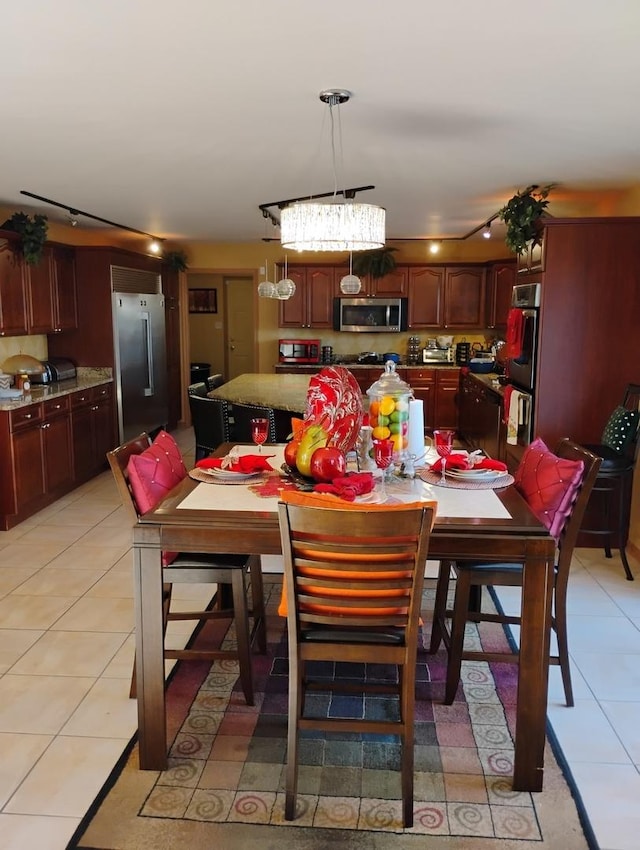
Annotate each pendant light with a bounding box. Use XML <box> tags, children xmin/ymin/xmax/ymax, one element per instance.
<box><xmin>339</xmin><ymin>252</ymin><xmax>362</xmax><ymax>294</ymax></box>
<box><xmin>280</xmin><ymin>90</ymin><xmax>385</xmax><ymax>253</ymax></box>
<box><xmin>257</xmin><ymin>259</ymin><xmax>277</xmax><ymax>298</ymax></box>
<box><xmin>275</xmin><ymin>256</ymin><xmax>296</xmax><ymax>300</ymax></box>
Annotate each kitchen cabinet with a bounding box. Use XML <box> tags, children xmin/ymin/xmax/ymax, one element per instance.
<box><xmin>444</xmin><ymin>266</ymin><xmax>486</xmax><ymax>328</ymax></box>
<box><xmin>403</xmin><ymin>368</ymin><xmax>435</xmax><ymax>431</ymax></box>
<box><xmin>278</xmin><ymin>266</ymin><xmax>338</xmax><ymax>328</ymax></box>
<box><xmin>0</xmin><ymin>237</ymin><xmax>28</xmax><ymax>336</ymax></box>
<box><xmin>162</xmin><ymin>266</ymin><xmax>181</xmax><ymax>430</ymax></box>
<box><xmin>407</xmin><ymin>267</ymin><xmax>444</xmax><ymax>328</ymax></box>
<box><xmin>26</xmin><ymin>245</ymin><xmax>78</xmax><ymax>334</ymax></box>
<box><xmin>0</xmin><ymin>395</ymin><xmax>73</xmax><ymax>526</ymax></box>
<box><xmin>458</xmin><ymin>372</ymin><xmax>502</xmax><ymax>460</ymax></box>
<box><xmin>434</xmin><ymin>369</ymin><xmax>461</xmax><ymax>430</ymax></box>
<box><xmin>71</xmin><ymin>384</ymin><xmax>115</xmax><ymax>483</ymax></box>
<box><xmin>516</xmin><ymin>230</ymin><xmax>545</xmax><ymax>275</ymax></box>
<box><xmin>487</xmin><ymin>261</ymin><xmax>516</xmax><ymax>329</ymax></box>
<box><xmin>359</xmin><ymin>267</ymin><xmax>408</xmax><ymax>297</ymax></box>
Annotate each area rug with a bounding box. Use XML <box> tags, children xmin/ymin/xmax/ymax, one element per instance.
<box><xmin>70</xmin><ymin>578</ymin><xmax>592</xmax><ymax>850</ymax></box>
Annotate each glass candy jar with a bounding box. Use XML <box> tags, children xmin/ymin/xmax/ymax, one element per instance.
<box><xmin>366</xmin><ymin>361</ymin><xmax>413</xmax><ymax>465</ymax></box>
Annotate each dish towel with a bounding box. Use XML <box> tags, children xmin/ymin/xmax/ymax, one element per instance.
<box><xmin>506</xmin><ymin>388</ymin><xmax>524</xmax><ymax>445</ymax></box>
<box><xmin>506</xmin><ymin>308</ymin><xmax>525</xmax><ymax>360</ymax></box>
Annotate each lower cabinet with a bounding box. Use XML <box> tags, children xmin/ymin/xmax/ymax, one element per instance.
<box><xmin>458</xmin><ymin>373</ymin><xmax>503</xmax><ymax>459</ymax></box>
<box><xmin>71</xmin><ymin>384</ymin><xmax>114</xmax><ymax>483</ymax></box>
<box><xmin>402</xmin><ymin>368</ymin><xmax>460</xmax><ymax>432</ymax></box>
<box><xmin>0</xmin><ymin>382</ymin><xmax>114</xmax><ymax>530</ymax></box>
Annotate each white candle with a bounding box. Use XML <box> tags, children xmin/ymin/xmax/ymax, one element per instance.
<box><xmin>408</xmin><ymin>398</ymin><xmax>425</xmax><ymax>462</ymax></box>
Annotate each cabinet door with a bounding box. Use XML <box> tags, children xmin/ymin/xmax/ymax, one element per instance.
<box><xmin>71</xmin><ymin>404</ymin><xmax>95</xmax><ymax>482</ymax></box>
<box><xmin>371</xmin><ymin>267</ymin><xmax>408</xmax><ymax>297</ymax></box>
<box><xmin>52</xmin><ymin>246</ymin><xmax>78</xmax><ymax>331</ymax></box>
<box><xmin>43</xmin><ymin>413</ymin><xmax>74</xmax><ymax>492</ymax></box>
<box><xmin>13</xmin><ymin>426</ymin><xmax>46</xmax><ymax>511</ymax></box>
<box><xmin>434</xmin><ymin>370</ymin><xmax>460</xmax><ymax>430</ymax></box>
<box><xmin>92</xmin><ymin>398</ymin><xmax>115</xmax><ymax>466</ymax></box>
<box><xmin>278</xmin><ymin>269</ymin><xmax>307</xmax><ymax>327</ymax></box>
<box><xmin>488</xmin><ymin>262</ymin><xmax>516</xmax><ymax>329</ymax></box>
<box><xmin>407</xmin><ymin>268</ymin><xmax>444</xmax><ymax>328</ymax></box>
<box><xmin>26</xmin><ymin>246</ymin><xmax>56</xmax><ymax>334</ymax></box>
<box><xmin>405</xmin><ymin>368</ymin><xmax>436</xmax><ymax>431</ymax></box>
<box><xmin>444</xmin><ymin>267</ymin><xmax>486</xmax><ymax>328</ymax></box>
<box><xmin>307</xmin><ymin>267</ymin><xmax>336</xmax><ymax>328</ymax></box>
<box><xmin>0</xmin><ymin>240</ymin><xmax>28</xmax><ymax>336</ymax></box>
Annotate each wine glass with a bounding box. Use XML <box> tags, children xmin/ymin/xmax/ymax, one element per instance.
<box><xmin>433</xmin><ymin>429</ymin><xmax>455</xmax><ymax>485</ymax></box>
<box><xmin>250</xmin><ymin>417</ymin><xmax>269</xmax><ymax>453</ymax></box>
<box><xmin>373</xmin><ymin>438</ymin><xmax>395</xmax><ymax>501</ymax></box>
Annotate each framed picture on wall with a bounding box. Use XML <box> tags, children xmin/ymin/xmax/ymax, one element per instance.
<box><xmin>188</xmin><ymin>288</ymin><xmax>218</xmax><ymax>313</ymax></box>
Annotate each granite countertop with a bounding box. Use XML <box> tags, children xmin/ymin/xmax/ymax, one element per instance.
<box><xmin>0</xmin><ymin>368</ymin><xmax>113</xmax><ymax>412</ymax></box>
<box><xmin>210</xmin><ymin>373</ymin><xmax>311</xmax><ymax>413</ymax></box>
<box><xmin>277</xmin><ymin>362</ymin><xmax>460</xmax><ymax>370</ymax></box>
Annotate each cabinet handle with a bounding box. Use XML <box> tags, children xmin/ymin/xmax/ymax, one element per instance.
<box><xmin>91</xmin><ymin>405</ymin><xmax>98</xmax><ymax>411</ymax></box>
<box><xmin>23</xmin><ymin>413</ymin><xmax>33</xmax><ymax>419</ymax></box>
<box><xmin>41</xmin><ymin>422</ymin><xmax>51</xmax><ymax>429</ymax></box>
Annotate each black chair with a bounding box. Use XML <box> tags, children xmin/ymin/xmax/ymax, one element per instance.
<box><xmin>581</xmin><ymin>384</ymin><xmax>640</xmax><ymax>581</ymax></box>
<box><xmin>429</xmin><ymin>438</ymin><xmax>601</xmax><ymax>708</ymax></box>
<box><xmin>229</xmin><ymin>402</ymin><xmax>277</xmax><ymax>444</ymax></box>
<box><xmin>189</xmin><ymin>394</ymin><xmax>231</xmax><ymax>461</ymax></box>
<box><xmin>206</xmin><ymin>374</ymin><xmax>225</xmax><ymax>391</ymax></box>
<box><xmin>188</xmin><ymin>381</ymin><xmax>208</xmax><ymax>398</ymax></box>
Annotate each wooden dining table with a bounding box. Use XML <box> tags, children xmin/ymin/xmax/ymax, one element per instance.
<box><xmin>132</xmin><ymin>444</ymin><xmax>555</xmax><ymax>792</ymax></box>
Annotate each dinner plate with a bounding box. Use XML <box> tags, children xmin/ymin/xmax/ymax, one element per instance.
<box><xmin>191</xmin><ymin>467</ymin><xmax>262</xmax><ymax>483</ymax></box>
<box><xmin>446</xmin><ymin>468</ymin><xmax>509</xmax><ymax>482</ymax></box>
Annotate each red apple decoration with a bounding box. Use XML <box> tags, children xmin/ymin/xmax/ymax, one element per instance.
<box><xmin>309</xmin><ymin>446</ymin><xmax>347</xmax><ymax>482</ymax></box>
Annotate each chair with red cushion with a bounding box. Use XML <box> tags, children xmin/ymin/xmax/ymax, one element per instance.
<box><xmin>429</xmin><ymin>438</ymin><xmax>601</xmax><ymax>707</ymax></box>
<box><xmin>277</xmin><ymin>490</ymin><xmax>436</xmax><ymax>828</ymax></box>
<box><xmin>107</xmin><ymin>430</ymin><xmax>266</xmax><ymax>701</ymax></box>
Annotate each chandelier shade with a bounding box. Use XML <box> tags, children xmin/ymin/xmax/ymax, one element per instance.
<box><xmin>281</xmin><ymin>201</ymin><xmax>385</xmax><ymax>252</ymax></box>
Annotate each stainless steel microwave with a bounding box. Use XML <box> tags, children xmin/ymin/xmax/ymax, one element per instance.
<box><xmin>333</xmin><ymin>297</ymin><xmax>408</xmax><ymax>333</ymax></box>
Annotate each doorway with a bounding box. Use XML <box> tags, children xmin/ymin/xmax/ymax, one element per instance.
<box><xmin>224</xmin><ymin>276</ymin><xmax>256</xmax><ymax>379</ymax></box>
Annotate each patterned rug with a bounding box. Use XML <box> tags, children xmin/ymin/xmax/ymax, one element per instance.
<box><xmin>70</xmin><ymin>578</ymin><xmax>591</xmax><ymax>850</ymax></box>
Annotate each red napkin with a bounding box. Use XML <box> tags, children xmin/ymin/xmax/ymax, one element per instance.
<box><xmin>196</xmin><ymin>455</ymin><xmax>274</xmax><ymax>473</ymax></box>
<box><xmin>313</xmin><ymin>472</ymin><xmax>375</xmax><ymax>501</ymax></box>
<box><xmin>506</xmin><ymin>308</ymin><xmax>525</xmax><ymax>359</ymax></box>
<box><xmin>430</xmin><ymin>454</ymin><xmax>507</xmax><ymax>473</ymax></box>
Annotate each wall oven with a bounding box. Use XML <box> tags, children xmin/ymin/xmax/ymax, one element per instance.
<box><xmin>504</xmin><ymin>283</ymin><xmax>540</xmax><ymax>446</ymax></box>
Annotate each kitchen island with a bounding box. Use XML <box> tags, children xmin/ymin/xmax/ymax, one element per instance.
<box><xmin>208</xmin><ymin>372</ymin><xmax>311</xmax><ymax>414</ymax></box>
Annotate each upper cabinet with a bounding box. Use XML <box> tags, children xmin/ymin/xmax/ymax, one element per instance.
<box><xmin>0</xmin><ymin>238</ymin><xmax>28</xmax><ymax>336</ymax></box>
<box><xmin>487</xmin><ymin>261</ymin><xmax>516</xmax><ymax>329</ymax></box>
<box><xmin>278</xmin><ymin>266</ymin><xmax>338</xmax><ymax>328</ymax></box>
<box><xmin>407</xmin><ymin>265</ymin><xmax>486</xmax><ymax>329</ymax></box>
<box><xmin>407</xmin><ymin>267</ymin><xmax>444</xmax><ymax>328</ymax></box>
<box><xmin>26</xmin><ymin>245</ymin><xmax>78</xmax><ymax>334</ymax></box>
<box><xmin>360</xmin><ymin>267</ymin><xmax>408</xmax><ymax>297</ymax></box>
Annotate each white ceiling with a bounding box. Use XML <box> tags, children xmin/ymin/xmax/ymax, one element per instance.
<box><xmin>2</xmin><ymin>1</ymin><xmax>639</xmax><ymax>246</ymax></box>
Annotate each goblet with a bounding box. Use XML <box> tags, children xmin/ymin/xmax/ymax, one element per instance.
<box><xmin>433</xmin><ymin>429</ymin><xmax>455</xmax><ymax>485</ymax></box>
<box><xmin>373</xmin><ymin>438</ymin><xmax>395</xmax><ymax>501</ymax></box>
<box><xmin>250</xmin><ymin>417</ymin><xmax>269</xmax><ymax>453</ymax></box>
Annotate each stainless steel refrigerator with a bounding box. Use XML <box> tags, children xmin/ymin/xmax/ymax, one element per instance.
<box><xmin>112</xmin><ymin>283</ymin><xmax>168</xmax><ymax>443</ymax></box>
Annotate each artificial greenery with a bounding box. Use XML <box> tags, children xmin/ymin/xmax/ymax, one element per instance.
<box><xmin>351</xmin><ymin>247</ymin><xmax>397</xmax><ymax>279</ymax></box>
<box><xmin>498</xmin><ymin>186</ymin><xmax>553</xmax><ymax>255</ymax></box>
<box><xmin>1</xmin><ymin>212</ymin><xmax>49</xmax><ymax>265</ymax></box>
<box><xmin>165</xmin><ymin>249</ymin><xmax>188</xmax><ymax>272</ymax></box>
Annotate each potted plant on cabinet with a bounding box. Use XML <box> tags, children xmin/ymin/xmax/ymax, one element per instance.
<box><xmin>352</xmin><ymin>246</ymin><xmax>397</xmax><ymax>279</ymax></box>
<box><xmin>498</xmin><ymin>185</ymin><xmax>553</xmax><ymax>255</ymax></box>
<box><xmin>165</xmin><ymin>249</ymin><xmax>188</xmax><ymax>272</ymax></box>
<box><xmin>1</xmin><ymin>212</ymin><xmax>49</xmax><ymax>265</ymax></box>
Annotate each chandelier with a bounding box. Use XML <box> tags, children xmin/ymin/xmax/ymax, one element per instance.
<box><xmin>278</xmin><ymin>90</ymin><xmax>385</xmax><ymax>253</ymax></box>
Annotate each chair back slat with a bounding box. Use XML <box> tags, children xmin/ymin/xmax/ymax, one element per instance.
<box><xmin>189</xmin><ymin>395</ymin><xmax>231</xmax><ymax>460</ymax></box>
<box><xmin>279</xmin><ymin>502</ymin><xmax>435</xmax><ymax>636</ymax></box>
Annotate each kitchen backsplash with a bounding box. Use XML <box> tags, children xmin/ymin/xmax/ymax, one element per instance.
<box><xmin>278</xmin><ymin>331</ymin><xmax>501</xmax><ymax>360</ymax></box>
<box><xmin>0</xmin><ymin>335</ymin><xmax>47</xmax><ymax>367</ymax></box>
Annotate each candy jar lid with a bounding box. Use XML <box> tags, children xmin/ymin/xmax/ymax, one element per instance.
<box><xmin>366</xmin><ymin>360</ymin><xmax>412</xmax><ymax>399</ymax></box>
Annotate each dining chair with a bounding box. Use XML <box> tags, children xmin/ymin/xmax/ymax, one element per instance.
<box><xmin>107</xmin><ymin>431</ymin><xmax>266</xmax><ymax>702</ymax></box>
<box><xmin>206</xmin><ymin>373</ymin><xmax>225</xmax><ymax>391</ymax></box>
<box><xmin>189</xmin><ymin>393</ymin><xmax>231</xmax><ymax>461</ymax></box>
<box><xmin>188</xmin><ymin>381</ymin><xmax>208</xmax><ymax>397</ymax></box>
<box><xmin>277</xmin><ymin>491</ymin><xmax>436</xmax><ymax>827</ymax></box>
<box><xmin>429</xmin><ymin>438</ymin><xmax>601</xmax><ymax>707</ymax></box>
<box><xmin>580</xmin><ymin>383</ymin><xmax>640</xmax><ymax>580</ymax></box>
<box><xmin>229</xmin><ymin>402</ymin><xmax>278</xmax><ymax>443</ymax></box>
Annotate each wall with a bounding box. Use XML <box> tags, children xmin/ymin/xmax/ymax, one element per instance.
<box><xmin>187</xmin><ymin>273</ymin><xmax>226</xmax><ymax>376</ymax></box>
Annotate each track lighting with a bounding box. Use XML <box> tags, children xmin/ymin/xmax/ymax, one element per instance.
<box><xmin>429</xmin><ymin>241</ymin><xmax>441</xmax><ymax>255</ymax></box>
<box><xmin>20</xmin><ymin>190</ymin><xmax>164</xmax><ymax>255</ymax></box>
<box><xmin>482</xmin><ymin>223</ymin><xmax>492</xmax><ymax>239</ymax></box>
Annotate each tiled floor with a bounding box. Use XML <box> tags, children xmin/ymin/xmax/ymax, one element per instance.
<box><xmin>0</xmin><ymin>425</ymin><xmax>639</xmax><ymax>850</ymax></box>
